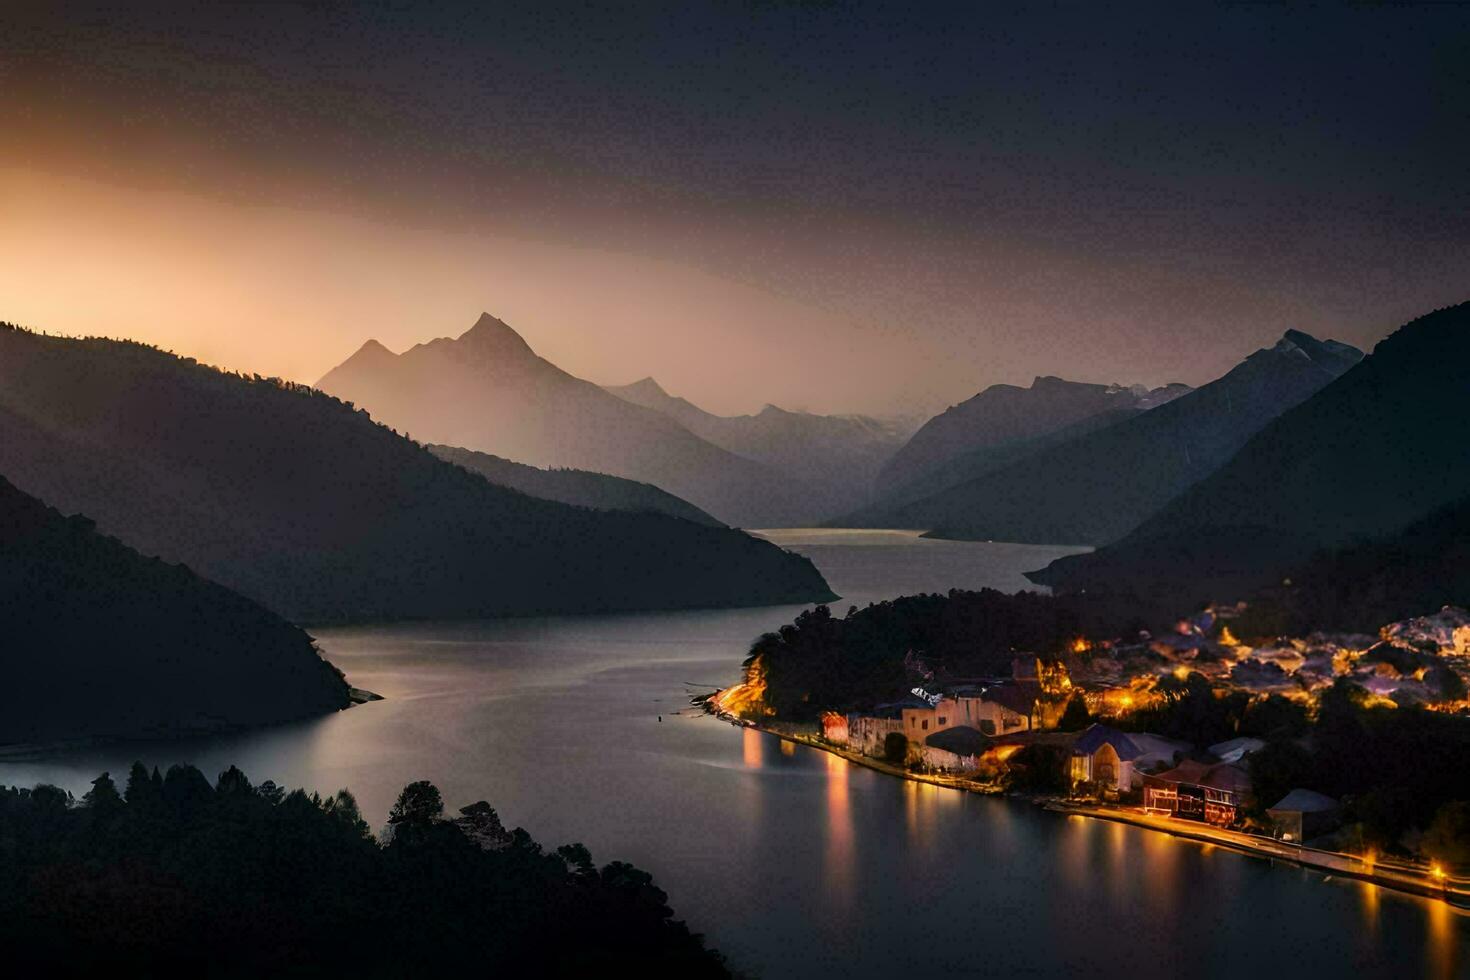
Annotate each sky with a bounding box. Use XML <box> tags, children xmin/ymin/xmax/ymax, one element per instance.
<box><xmin>2</xmin><ymin>2</ymin><xmax>1468</xmax><ymax>416</ymax></box>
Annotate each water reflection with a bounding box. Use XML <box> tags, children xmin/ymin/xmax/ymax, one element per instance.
<box><xmin>742</xmin><ymin>728</ymin><xmax>763</xmax><ymax>769</ymax></box>
<box><xmin>1138</xmin><ymin>827</ymin><xmax>1181</xmax><ymax>916</ymax></box>
<box><xmin>824</xmin><ymin>752</ymin><xmax>854</xmax><ymax>905</ymax></box>
<box><xmin>3</xmin><ymin>533</ymin><xmax>1465</xmax><ymax>980</ymax></box>
<box><xmin>1359</xmin><ymin>881</ymin><xmax>1380</xmax><ymax>938</ymax></box>
<box><xmin>1427</xmin><ymin>896</ymin><xmax>1459</xmax><ymax>980</ymax></box>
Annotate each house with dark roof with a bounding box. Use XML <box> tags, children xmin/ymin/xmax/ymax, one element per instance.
<box><xmin>1069</xmin><ymin>725</ymin><xmax>1144</xmax><ymax>794</ymax></box>
<box><xmin>922</xmin><ymin>725</ymin><xmax>990</xmax><ymax>771</ymax></box>
<box><xmin>1267</xmin><ymin>789</ymin><xmax>1340</xmax><ymax>843</ymax></box>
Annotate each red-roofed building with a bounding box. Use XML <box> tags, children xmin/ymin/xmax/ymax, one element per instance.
<box><xmin>1143</xmin><ymin>760</ymin><xmax>1252</xmax><ymax>827</ymax></box>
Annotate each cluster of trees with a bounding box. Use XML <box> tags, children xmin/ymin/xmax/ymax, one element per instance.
<box><xmin>1242</xmin><ymin>681</ymin><xmax>1470</xmax><ymax>859</ymax></box>
<box><xmin>746</xmin><ymin>590</ymin><xmax>1169</xmax><ymax>720</ymax></box>
<box><xmin>0</xmin><ymin>764</ymin><xmax>729</xmax><ymax>975</ymax></box>
<box><xmin>1110</xmin><ymin>674</ymin><xmax>1310</xmax><ymax>747</ymax></box>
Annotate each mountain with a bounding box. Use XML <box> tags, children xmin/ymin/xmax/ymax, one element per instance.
<box><xmin>837</xmin><ymin>405</ymin><xmax>1147</xmax><ymax>522</ymax></box>
<box><xmin>427</xmin><ymin>443</ymin><xmax>723</xmax><ymax>526</ymax></box>
<box><xmin>1243</xmin><ymin>493</ymin><xmax>1470</xmax><ymax>634</ymax></box>
<box><xmin>317</xmin><ymin>314</ymin><xmax>814</xmax><ymax>526</ymax></box>
<box><xmin>0</xmin><ymin>322</ymin><xmax>835</xmax><ymax>622</ymax></box>
<box><xmin>1030</xmin><ymin>303</ymin><xmax>1469</xmax><ymax>600</ymax></box>
<box><xmin>875</xmin><ymin>376</ymin><xmax>1190</xmax><ymax>500</ymax></box>
<box><xmin>605</xmin><ymin>377</ymin><xmax>912</xmax><ymax>517</ymax></box>
<box><xmin>0</xmin><ymin>474</ymin><xmax>352</xmax><ymax>745</ymax></box>
<box><xmin>851</xmin><ymin>330</ymin><xmax>1360</xmax><ymax>544</ymax></box>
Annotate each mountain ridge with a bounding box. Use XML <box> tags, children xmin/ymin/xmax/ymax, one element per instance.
<box><xmin>317</xmin><ymin>315</ymin><xmax>817</xmax><ymax>526</ymax></box>
<box><xmin>0</xmin><ymin>321</ymin><xmax>835</xmax><ymax>622</ymax></box>
<box><xmin>604</xmin><ymin>375</ymin><xmax>911</xmax><ymax>518</ymax></box>
<box><xmin>1029</xmin><ymin>303</ymin><xmax>1468</xmax><ymax>598</ymax></box>
<box><xmin>846</xmin><ymin>329</ymin><xmax>1360</xmax><ymax>545</ymax></box>
<box><xmin>426</xmin><ymin>443</ymin><xmax>724</xmax><ymax>526</ymax></box>
<box><xmin>874</xmin><ymin>374</ymin><xmax>1190</xmax><ymax>500</ymax></box>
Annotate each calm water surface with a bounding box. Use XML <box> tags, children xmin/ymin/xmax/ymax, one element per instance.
<box><xmin>3</xmin><ymin>529</ymin><xmax>1463</xmax><ymax>978</ymax></box>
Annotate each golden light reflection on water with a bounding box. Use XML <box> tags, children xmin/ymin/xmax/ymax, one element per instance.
<box><xmin>1057</xmin><ymin>815</ymin><xmax>1093</xmax><ymax>893</ymax></box>
<box><xmin>902</xmin><ymin>780</ymin><xmax>960</xmax><ymax>856</ymax></box>
<box><xmin>1426</xmin><ymin>894</ymin><xmax>1460</xmax><ymax>980</ymax></box>
<box><xmin>824</xmin><ymin>752</ymin><xmax>854</xmax><ymax>905</ymax></box>
<box><xmin>1358</xmin><ymin>880</ymin><xmax>1379</xmax><ymax>938</ymax></box>
<box><xmin>1138</xmin><ymin>829</ymin><xmax>1181</xmax><ymax>915</ymax></box>
<box><xmin>779</xmin><ymin>739</ymin><xmax>796</xmax><ymax>757</ymax></box>
<box><xmin>742</xmin><ymin>728</ymin><xmax>763</xmax><ymax>769</ymax></box>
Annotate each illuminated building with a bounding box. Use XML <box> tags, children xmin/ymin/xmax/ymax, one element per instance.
<box><xmin>1142</xmin><ymin>760</ymin><xmax>1252</xmax><ymax>827</ymax></box>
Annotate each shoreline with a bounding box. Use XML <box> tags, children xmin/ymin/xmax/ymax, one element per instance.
<box><xmin>714</xmin><ymin>709</ymin><xmax>1470</xmax><ymax>910</ymax></box>
<box><xmin>0</xmin><ymin>691</ymin><xmax>382</xmax><ymax>762</ymax></box>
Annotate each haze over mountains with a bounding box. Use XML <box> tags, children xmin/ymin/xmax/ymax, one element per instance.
<box><xmin>427</xmin><ymin>443</ymin><xmax>723</xmax><ymax>526</ymax></box>
<box><xmin>874</xmin><ymin>376</ymin><xmax>1192</xmax><ymax>500</ymax></box>
<box><xmin>0</xmin><ymin>322</ymin><xmax>834</xmax><ymax>623</ymax></box>
<box><xmin>317</xmin><ymin>314</ymin><xmax>818</xmax><ymax>527</ymax></box>
<box><xmin>605</xmin><ymin>376</ymin><xmax>913</xmax><ymax>517</ymax></box>
<box><xmin>852</xmin><ymin>331</ymin><xmax>1361</xmax><ymax>545</ymax></box>
<box><xmin>0</xmin><ymin>473</ymin><xmax>351</xmax><ymax>745</ymax></box>
<box><xmin>1031</xmin><ymin>303</ymin><xmax>1470</xmax><ymax>605</ymax></box>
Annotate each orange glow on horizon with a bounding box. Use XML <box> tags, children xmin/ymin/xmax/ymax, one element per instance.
<box><xmin>0</xmin><ymin>168</ymin><xmax>938</xmax><ymax>418</ymax></box>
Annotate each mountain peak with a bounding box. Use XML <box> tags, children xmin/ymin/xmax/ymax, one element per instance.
<box><xmin>1270</xmin><ymin>329</ymin><xmax>1363</xmax><ymax>373</ymax></box>
<box><xmin>623</xmin><ymin>376</ymin><xmax>670</xmax><ymax>398</ymax></box>
<box><xmin>321</xmin><ymin>338</ymin><xmax>397</xmax><ymax>384</ymax></box>
<box><xmin>458</xmin><ymin>312</ymin><xmax>536</xmax><ymax>357</ymax></box>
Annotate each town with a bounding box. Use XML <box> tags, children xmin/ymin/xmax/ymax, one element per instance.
<box><xmin>713</xmin><ymin>604</ymin><xmax>1470</xmax><ymax>905</ymax></box>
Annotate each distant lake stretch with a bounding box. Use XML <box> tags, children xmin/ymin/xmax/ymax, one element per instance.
<box><xmin>4</xmin><ymin>529</ymin><xmax>1464</xmax><ymax>978</ymax></box>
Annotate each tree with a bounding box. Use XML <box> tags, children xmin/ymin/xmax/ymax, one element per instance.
<box><xmin>324</xmin><ymin>790</ymin><xmax>370</xmax><ymax>839</ymax></box>
<box><xmin>1423</xmin><ymin>801</ymin><xmax>1470</xmax><ymax>866</ymax></box>
<box><xmin>557</xmin><ymin>842</ymin><xmax>595</xmax><ymax>876</ymax></box>
<box><xmin>82</xmin><ymin>772</ymin><xmax>123</xmax><ymax>815</ymax></box>
<box><xmin>161</xmin><ymin>764</ymin><xmax>214</xmax><ymax>813</ymax></box>
<box><xmin>1058</xmin><ymin>695</ymin><xmax>1092</xmax><ymax>731</ymax></box>
<box><xmin>124</xmin><ymin>762</ymin><xmax>160</xmax><ymax>807</ymax></box>
<box><xmin>215</xmin><ymin>765</ymin><xmax>254</xmax><ymax>797</ymax></box>
<box><xmin>386</xmin><ymin>780</ymin><xmax>444</xmax><ymax>843</ymax></box>
<box><xmin>883</xmin><ymin>732</ymin><xmax>908</xmax><ymax>764</ymax></box>
<box><xmin>455</xmin><ymin>801</ymin><xmax>510</xmax><ymax>850</ymax></box>
<box><xmin>1246</xmin><ymin>739</ymin><xmax>1315</xmax><ymax>819</ymax></box>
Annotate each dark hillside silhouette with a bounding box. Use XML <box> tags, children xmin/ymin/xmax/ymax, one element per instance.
<box><xmin>0</xmin><ymin>475</ymin><xmax>350</xmax><ymax>745</ymax></box>
<box><xmin>428</xmin><ymin>443</ymin><xmax>723</xmax><ymax>526</ymax></box>
<box><xmin>0</xmin><ymin>322</ymin><xmax>834</xmax><ymax>622</ymax></box>
<box><xmin>852</xmin><ymin>331</ymin><xmax>1359</xmax><ymax>544</ymax></box>
<box><xmin>1243</xmin><ymin>494</ymin><xmax>1470</xmax><ymax>634</ymax></box>
<box><xmin>1033</xmin><ymin>303</ymin><xmax>1470</xmax><ymax>600</ymax></box>
<box><xmin>837</xmin><ymin>406</ymin><xmax>1146</xmax><ymax>523</ymax></box>
<box><xmin>318</xmin><ymin>314</ymin><xmax>816</xmax><ymax>526</ymax></box>
<box><xmin>0</xmin><ymin>766</ymin><xmax>729</xmax><ymax>976</ymax></box>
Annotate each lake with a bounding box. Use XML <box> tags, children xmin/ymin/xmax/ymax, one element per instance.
<box><xmin>2</xmin><ymin>529</ymin><xmax>1463</xmax><ymax>977</ymax></box>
